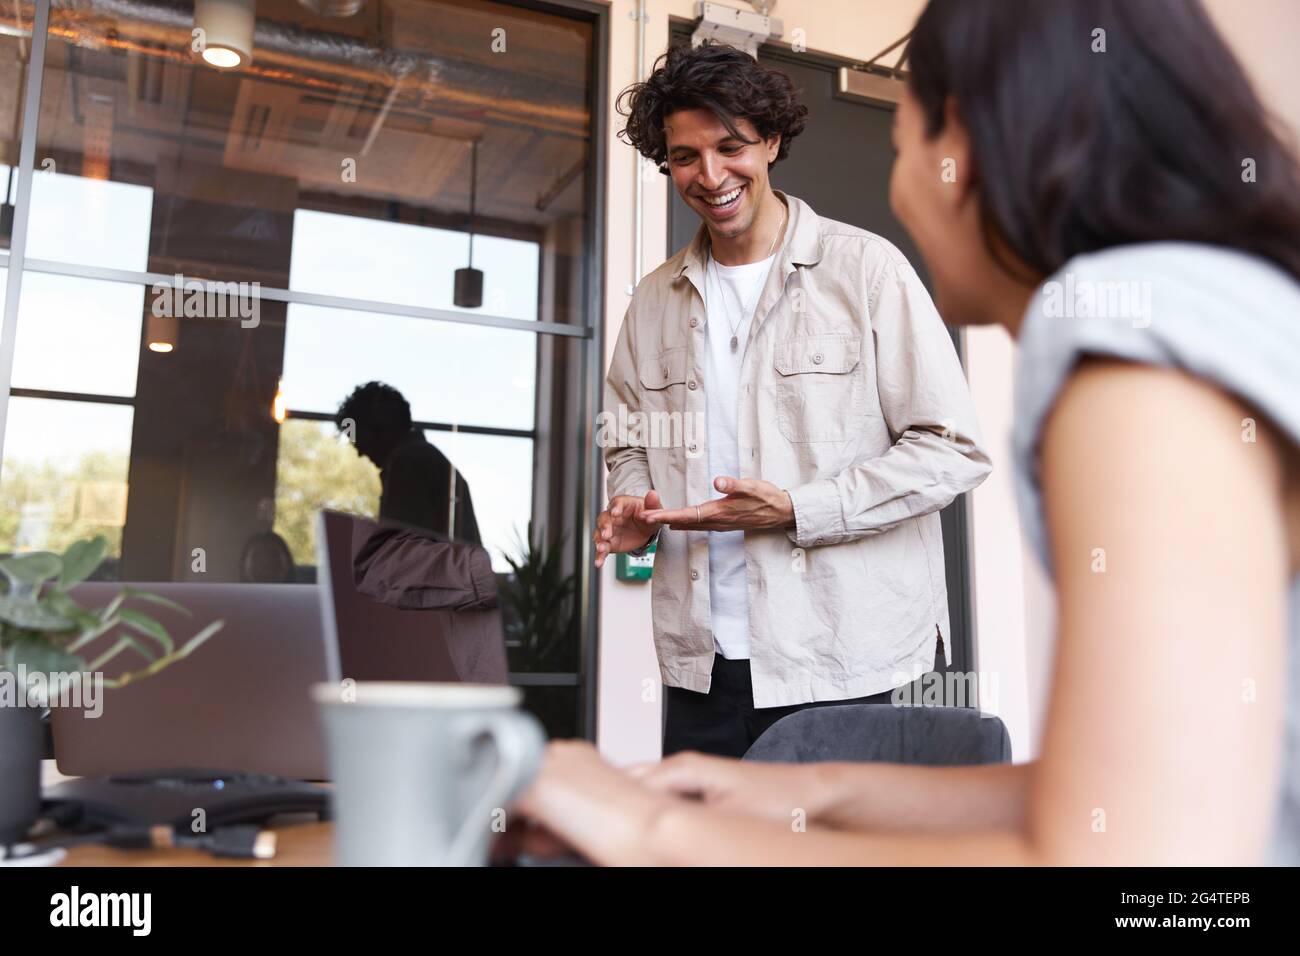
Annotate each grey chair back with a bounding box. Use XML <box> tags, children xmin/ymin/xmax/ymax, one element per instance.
<box><xmin>743</xmin><ymin>704</ymin><xmax>1012</xmax><ymax>765</ymax></box>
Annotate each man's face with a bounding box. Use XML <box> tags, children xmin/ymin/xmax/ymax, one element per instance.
<box><xmin>349</xmin><ymin>422</ymin><xmax>387</xmax><ymax>467</ymax></box>
<box><xmin>663</xmin><ymin>108</ymin><xmax>780</xmax><ymax>242</ymax></box>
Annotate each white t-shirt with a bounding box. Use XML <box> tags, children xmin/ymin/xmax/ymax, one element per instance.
<box><xmin>703</xmin><ymin>249</ymin><xmax>776</xmax><ymax>660</ymax></box>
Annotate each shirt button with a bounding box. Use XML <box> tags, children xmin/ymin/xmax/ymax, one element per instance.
<box><xmin>688</xmin><ymin>379</ymin><xmax>697</xmax><ymax>390</ymax></box>
<box><xmin>662</xmin><ymin>366</ymin><xmax>670</xmax><ymax>376</ymax></box>
<box><xmin>690</xmin><ymin>569</ymin><xmax>700</xmax><ymax>580</ymax></box>
<box><xmin>688</xmin><ymin>443</ymin><xmax>698</xmax><ymax>454</ymax></box>
<box><xmin>813</xmin><ymin>353</ymin><xmax>824</xmax><ymax>365</ymax></box>
<box><xmin>689</xmin><ymin>317</ymin><xmax>699</xmax><ymax>328</ymax></box>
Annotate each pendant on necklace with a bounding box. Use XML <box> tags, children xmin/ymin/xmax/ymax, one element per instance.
<box><xmin>730</xmin><ymin>335</ymin><xmax>739</xmax><ymax>352</ymax></box>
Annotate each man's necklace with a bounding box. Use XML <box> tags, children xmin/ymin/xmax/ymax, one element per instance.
<box><xmin>710</xmin><ymin>202</ymin><xmax>787</xmax><ymax>352</ymax></box>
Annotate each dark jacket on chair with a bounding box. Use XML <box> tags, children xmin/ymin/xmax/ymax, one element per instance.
<box><xmin>350</xmin><ymin>518</ymin><xmax>507</xmax><ymax>684</ymax></box>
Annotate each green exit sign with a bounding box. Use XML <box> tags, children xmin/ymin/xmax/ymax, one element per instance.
<box><xmin>616</xmin><ymin>538</ymin><xmax>656</xmax><ymax>582</ymax></box>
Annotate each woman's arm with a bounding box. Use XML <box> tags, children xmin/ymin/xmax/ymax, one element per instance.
<box><xmin>631</xmin><ymin>752</ymin><xmax>1033</xmax><ymax>833</ymax></box>
<box><xmin>516</xmin><ymin>360</ymin><xmax>1291</xmax><ymax>864</ymax></box>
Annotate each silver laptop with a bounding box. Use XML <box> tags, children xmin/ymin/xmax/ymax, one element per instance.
<box><xmin>51</xmin><ymin>514</ymin><xmax>506</xmax><ymax>782</ymax></box>
<box><xmin>52</xmin><ymin>582</ymin><xmax>337</xmax><ymax>780</ymax></box>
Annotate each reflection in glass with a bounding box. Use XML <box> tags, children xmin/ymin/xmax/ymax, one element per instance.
<box><xmin>281</xmin><ymin>302</ymin><xmax>537</xmax><ymax>432</ymax></box>
<box><xmin>18</xmin><ymin>0</ymin><xmax>592</xmax><ymax>324</ymax></box>
<box><xmin>0</xmin><ymin>0</ymin><xmax>596</xmax><ymax>731</ymax></box>
<box><xmin>290</xmin><ymin>209</ymin><xmax>540</xmax><ymax>320</ymax></box>
<box><xmin>425</xmin><ymin>429</ymin><xmax>533</xmax><ymax>573</ymax></box>
<box><xmin>11</xmin><ymin>272</ymin><xmax>144</xmax><ymax>396</ymax></box>
<box><xmin>273</xmin><ymin>418</ymin><xmax>380</xmax><ymax>569</ymax></box>
<box><xmin>25</xmin><ymin>174</ymin><xmax>153</xmax><ymax>271</ymax></box>
<box><xmin>0</xmin><ymin>397</ymin><xmax>133</xmax><ymax>557</ymax></box>
<box><xmin>1</xmin><ymin>28</ymin><xmax>28</xmax><ymax>251</ymax></box>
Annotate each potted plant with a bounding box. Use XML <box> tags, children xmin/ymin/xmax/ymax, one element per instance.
<box><xmin>0</xmin><ymin>535</ymin><xmax>221</xmax><ymax>847</ymax></box>
<box><xmin>500</xmin><ymin>524</ymin><xmax>577</xmax><ymax>674</ymax></box>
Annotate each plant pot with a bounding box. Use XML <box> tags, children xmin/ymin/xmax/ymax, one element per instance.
<box><xmin>0</xmin><ymin>700</ymin><xmax>42</xmax><ymax>846</ymax></box>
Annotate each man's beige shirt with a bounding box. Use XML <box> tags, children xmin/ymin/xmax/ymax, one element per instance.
<box><xmin>603</xmin><ymin>192</ymin><xmax>991</xmax><ymax>707</ymax></box>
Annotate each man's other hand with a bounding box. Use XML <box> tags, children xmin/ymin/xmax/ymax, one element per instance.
<box><xmin>594</xmin><ymin>490</ymin><xmax>661</xmax><ymax>568</ymax></box>
<box><xmin>641</xmin><ymin>477</ymin><xmax>795</xmax><ymax>532</ymax></box>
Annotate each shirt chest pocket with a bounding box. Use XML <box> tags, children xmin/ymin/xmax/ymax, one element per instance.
<box><xmin>638</xmin><ymin>347</ymin><xmax>689</xmax><ymax>413</ymax></box>
<box><xmin>773</xmin><ymin>333</ymin><xmax>863</xmax><ymax>442</ymax></box>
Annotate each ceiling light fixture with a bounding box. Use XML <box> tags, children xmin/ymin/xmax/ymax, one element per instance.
<box><xmin>194</xmin><ymin>0</ymin><xmax>255</xmax><ymax>70</ymax></box>
<box><xmin>453</xmin><ymin>139</ymin><xmax>484</xmax><ymax>309</ymax></box>
<box><xmin>146</xmin><ymin>312</ymin><xmax>179</xmax><ymax>353</ymax></box>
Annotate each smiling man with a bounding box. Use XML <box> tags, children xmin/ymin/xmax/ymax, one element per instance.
<box><xmin>598</xmin><ymin>42</ymin><xmax>991</xmax><ymax>757</ymax></box>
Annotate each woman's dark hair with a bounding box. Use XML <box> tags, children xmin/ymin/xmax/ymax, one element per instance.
<box><xmin>618</xmin><ymin>42</ymin><xmax>808</xmax><ymax>172</ymax></box>
<box><xmin>908</xmin><ymin>0</ymin><xmax>1300</xmax><ymax>285</ymax></box>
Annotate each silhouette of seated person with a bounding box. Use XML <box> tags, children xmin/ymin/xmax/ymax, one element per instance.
<box><xmin>335</xmin><ymin>382</ymin><xmax>481</xmax><ymax>545</ymax></box>
<box><xmin>239</xmin><ymin>529</ymin><xmax>295</xmax><ymax>583</ymax></box>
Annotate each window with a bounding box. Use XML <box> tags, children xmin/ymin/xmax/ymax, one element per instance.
<box><xmin>0</xmin><ymin>0</ymin><xmax>603</xmax><ymax>739</ymax></box>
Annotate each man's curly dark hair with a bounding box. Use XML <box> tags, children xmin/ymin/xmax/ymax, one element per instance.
<box><xmin>617</xmin><ymin>42</ymin><xmax>808</xmax><ymax>173</ymax></box>
<box><xmin>335</xmin><ymin>381</ymin><xmax>411</xmax><ymax>433</ymax></box>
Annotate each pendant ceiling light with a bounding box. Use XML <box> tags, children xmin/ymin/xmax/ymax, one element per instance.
<box><xmin>0</xmin><ymin>167</ymin><xmax>14</xmax><ymax>243</ymax></box>
<box><xmin>194</xmin><ymin>0</ymin><xmax>255</xmax><ymax>70</ymax></box>
<box><xmin>453</xmin><ymin>139</ymin><xmax>484</xmax><ymax>309</ymax></box>
<box><xmin>146</xmin><ymin>312</ymin><xmax>178</xmax><ymax>353</ymax></box>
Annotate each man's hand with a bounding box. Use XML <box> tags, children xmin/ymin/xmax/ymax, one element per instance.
<box><xmin>593</xmin><ymin>490</ymin><xmax>662</xmax><ymax>568</ymax></box>
<box><xmin>641</xmin><ymin>476</ymin><xmax>795</xmax><ymax>532</ymax></box>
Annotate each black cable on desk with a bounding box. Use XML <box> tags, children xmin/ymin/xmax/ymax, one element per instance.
<box><xmin>1</xmin><ymin>823</ymin><xmax>277</xmax><ymax>861</ymax></box>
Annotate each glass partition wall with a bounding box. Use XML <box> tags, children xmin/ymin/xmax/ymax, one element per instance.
<box><xmin>0</xmin><ymin>0</ymin><xmax>606</xmax><ymax>738</ymax></box>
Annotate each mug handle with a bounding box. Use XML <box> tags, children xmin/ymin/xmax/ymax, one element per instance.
<box><xmin>446</xmin><ymin>710</ymin><xmax>545</xmax><ymax>866</ymax></box>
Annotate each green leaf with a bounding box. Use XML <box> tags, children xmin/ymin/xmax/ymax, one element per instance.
<box><xmin>120</xmin><ymin>586</ymin><xmax>191</xmax><ymax>618</ymax></box>
<box><xmin>101</xmin><ymin>620</ymin><xmax>223</xmax><ymax>691</ymax></box>
<box><xmin>0</xmin><ymin>594</ymin><xmax>75</xmax><ymax>631</ymax></box>
<box><xmin>98</xmin><ymin>592</ymin><xmax>126</xmax><ymax>622</ymax></box>
<box><xmin>6</xmin><ymin>634</ymin><xmax>86</xmax><ymax>675</ymax></box>
<box><xmin>67</xmin><ymin>613</ymin><xmax>122</xmax><ymax>654</ymax></box>
<box><xmin>117</xmin><ymin>607</ymin><xmax>174</xmax><ymax>656</ymax></box>
<box><xmin>114</xmin><ymin>632</ymin><xmax>158</xmax><ymax>663</ymax></box>
<box><xmin>43</xmin><ymin>590</ymin><xmax>101</xmax><ymax>631</ymax></box>
<box><xmin>0</xmin><ymin>551</ymin><xmax>63</xmax><ymax>590</ymax></box>
<box><xmin>58</xmin><ymin>536</ymin><xmax>107</xmax><ymax>588</ymax></box>
<box><xmin>85</xmin><ymin>636</ymin><xmax>134</xmax><ymax>673</ymax></box>
<box><xmin>176</xmin><ymin>619</ymin><xmax>224</xmax><ymax>657</ymax></box>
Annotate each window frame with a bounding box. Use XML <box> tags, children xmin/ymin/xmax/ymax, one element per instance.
<box><xmin>0</xmin><ymin>0</ymin><xmax>609</xmax><ymax>740</ymax></box>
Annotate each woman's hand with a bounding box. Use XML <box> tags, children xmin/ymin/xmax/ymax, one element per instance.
<box><xmin>627</xmin><ymin>751</ymin><xmax>829</xmax><ymax>824</ymax></box>
<box><xmin>502</xmin><ymin>739</ymin><xmax>676</xmax><ymax>866</ymax></box>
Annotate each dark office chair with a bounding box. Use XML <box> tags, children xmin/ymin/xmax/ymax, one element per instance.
<box><xmin>743</xmin><ymin>704</ymin><xmax>1012</xmax><ymax>765</ymax></box>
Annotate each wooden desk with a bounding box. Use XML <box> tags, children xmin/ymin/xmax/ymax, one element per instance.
<box><xmin>43</xmin><ymin>760</ymin><xmax>335</xmax><ymax>867</ymax></box>
<box><xmin>58</xmin><ymin>821</ymin><xmax>334</xmax><ymax>867</ymax></box>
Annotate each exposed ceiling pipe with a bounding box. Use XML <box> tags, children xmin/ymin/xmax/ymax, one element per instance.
<box><xmin>0</xmin><ymin>0</ymin><xmax>590</xmax><ymax>138</ymax></box>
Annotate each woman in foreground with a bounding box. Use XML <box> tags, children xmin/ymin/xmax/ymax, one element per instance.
<box><xmin>505</xmin><ymin>0</ymin><xmax>1300</xmax><ymax>865</ymax></box>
